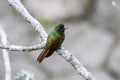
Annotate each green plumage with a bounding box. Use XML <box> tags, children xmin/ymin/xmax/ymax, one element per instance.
<box><xmin>37</xmin><ymin>24</ymin><xmax>66</xmax><ymax>63</ymax></box>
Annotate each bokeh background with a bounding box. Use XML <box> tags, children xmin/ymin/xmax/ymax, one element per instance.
<box><xmin>0</xmin><ymin>0</ymin><xmax>120</xmax><ymax>80</ymax></box>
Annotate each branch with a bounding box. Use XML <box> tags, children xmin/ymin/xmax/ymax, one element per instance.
<box><xmin>7</xmin><ymin>0</ymin><xmax>48</xmax><ymax>43</ymax></box>
<box><xmin>6</xmin><ymin>0</ymin><xmax>95</xmax><ymax>80</ymax></box>
<box><xmin>57</xmin><ymin>47</ymin><xmax>95</xmax><ymax>80</ymax></box>
<box><xmin>0</xmin><ymin>44</ymin><xmax>44</xmax><ymax>51</ymax></box>
<box><xmin>0</xmin><ymin>27</ymin><xmax>11</xmax><ymax>80</ymax></box>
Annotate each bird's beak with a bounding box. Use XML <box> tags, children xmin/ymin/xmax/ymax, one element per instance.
<box><xmin>65</xmin><ymin>28</ymin><xmax>69</xmax><ymax>30</ymax></box>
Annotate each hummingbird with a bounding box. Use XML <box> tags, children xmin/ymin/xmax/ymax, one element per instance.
<box><xmin>37</xmin><ymin>24</ymin><xmax>67</xmax><ymax>63</ymax></box>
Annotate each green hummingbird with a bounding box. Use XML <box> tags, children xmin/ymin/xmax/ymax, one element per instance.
<box><xmin>37</xmin><ymin>24</ymin><xmax>67</xmax><ymax>63</ymax></box>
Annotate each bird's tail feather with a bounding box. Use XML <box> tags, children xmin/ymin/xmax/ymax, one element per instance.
<box><xmin>37</xmin><ymin>49</ymin><xmax>50</xmax><ymax>63</ymax></box>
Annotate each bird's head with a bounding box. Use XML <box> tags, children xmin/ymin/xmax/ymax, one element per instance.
<box><xmin>55</xmin><ymin>24</ymin><xmax>68</xmax><ymax>33</ymax></box>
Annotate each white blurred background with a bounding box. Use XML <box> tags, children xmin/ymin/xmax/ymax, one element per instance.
<box><xmin>0</xmin><ymin>0</ymin><xmax>120</xmax><ymax>80</ymax></box>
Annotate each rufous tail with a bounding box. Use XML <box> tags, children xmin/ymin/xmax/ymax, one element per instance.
<box><xmin>37</xmin><ymin>49</ymin><xmax>50</xmax><ymax>63</ymax></box>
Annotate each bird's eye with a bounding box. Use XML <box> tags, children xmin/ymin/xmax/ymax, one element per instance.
<box><xmin>58</xmin><ymin>24</ymin><xmax>64</xmax><ymax>29</ymax></box>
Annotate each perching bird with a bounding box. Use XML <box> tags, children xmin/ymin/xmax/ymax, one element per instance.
<box><xmin>37</xmin><ymin>24</ymin><xmax>67</xmax><ymax>63</ymax></box>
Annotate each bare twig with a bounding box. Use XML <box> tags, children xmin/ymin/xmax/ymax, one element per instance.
<box><xmin>0</xmin><ymin>27</ymin><xmax>11</xmax><ymax>80</ymax></box>
<box><xmin>5</xmin><ymin>0</ymin><xmax>95</xmax><ymax>80</ymax></box>
<box><xmin>0</xmin><ymin>44</ymin><xmax>44</xmax><ymax>51</ymax></box>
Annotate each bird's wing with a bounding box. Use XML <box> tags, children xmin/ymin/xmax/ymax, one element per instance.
<box><xmin>44</xmin><ymin>31</ymin><xmax>64</xmax><ymax>58</ymax></box>
<box><xmin>45</xmin><ymin>31</ymin><xmax>59</xmax><ymax>49</ymax></box>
